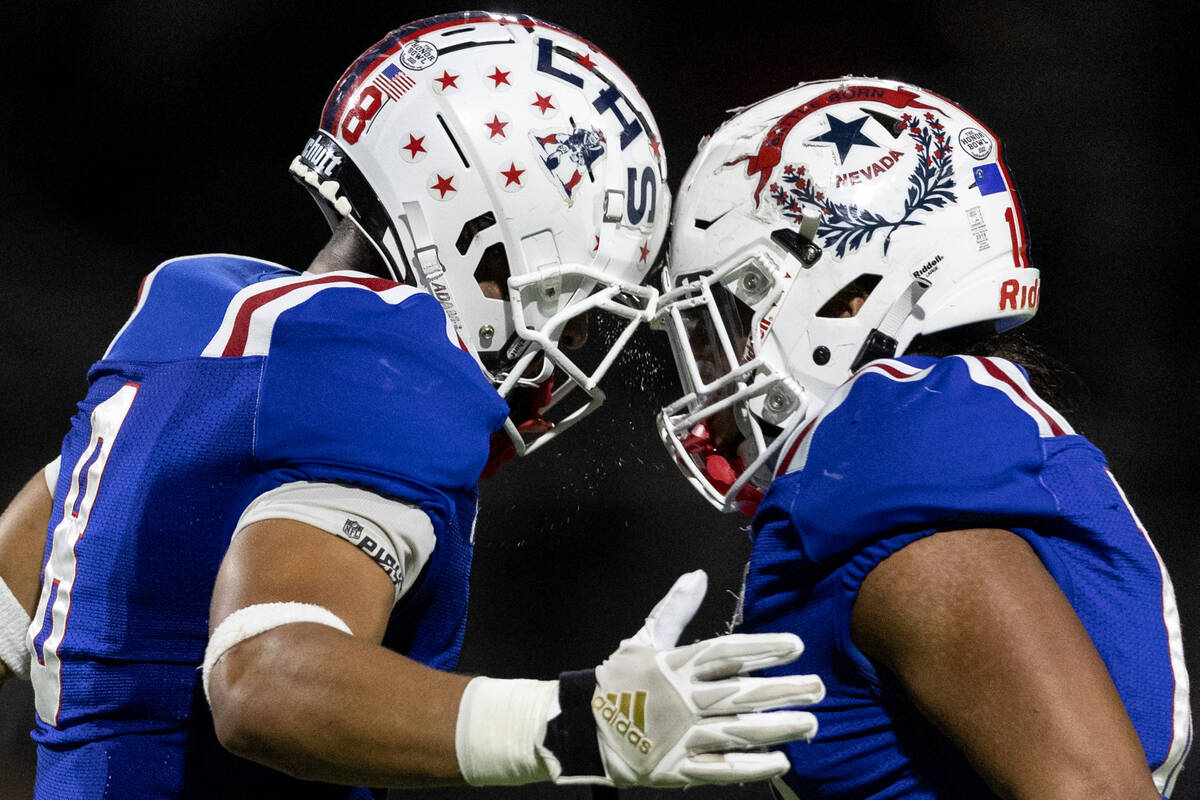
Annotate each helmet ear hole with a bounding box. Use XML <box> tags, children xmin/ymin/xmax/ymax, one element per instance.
<box><xmin>474</xmin><ymin>242</ymin><xmax>511</xmax><ymax>301</ymax></box>
<box><xmin>817</xmin><ymin>274</ymin><xmax>882</xmax><ymax>319</ymax></box>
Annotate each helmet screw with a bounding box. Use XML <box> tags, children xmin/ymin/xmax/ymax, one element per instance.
<box><xmin>813</xmin><ymin>346</ymin><xmax>830</xmax><ymax>365</ymax></box>
<box><xmin>479</xmin><ymin>324</ymin><xmax>495</xmax><ymax>345</ymax></box>
<box><xmin>741</xmin><ymin>272</ymin><xmax>760</xmax><ymax>292</ymax></box>
<box><xmin>767</xmin><ymin>393</ymin><xmax>788</xmax><ymax>412</ymax></box>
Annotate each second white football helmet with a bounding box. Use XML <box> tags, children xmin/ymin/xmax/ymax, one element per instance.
<box><xmin>290</xmin><ymin>12</ymin><xmax>669</xmax><ymax>457</ymax></box>
<box><xmin>656</xmin><ymin>77</ymin><xmax>1039</xmax><ymax>511</ymax></box>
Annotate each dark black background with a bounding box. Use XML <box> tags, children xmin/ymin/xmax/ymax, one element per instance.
<box><xmin>1</xmin><ymin>2</ymin><xmax>1195</xmax><ymax>798</ymax></box>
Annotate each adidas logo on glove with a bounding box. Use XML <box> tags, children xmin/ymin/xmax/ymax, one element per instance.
<box><xmin>593</xmin><ymin>691</ymin><xmax>653</xmax><ymax>755</ymax></box>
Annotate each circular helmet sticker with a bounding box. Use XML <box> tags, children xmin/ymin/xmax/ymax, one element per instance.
<box><xmin>400</xmin><ymin>40</ymin><xmax>438</xmax><ymax>71</ymax></box>
<box><xmin>958</xmin><ymin>127</ymin><xmax>993</xmax><ymax>160</ymax></box>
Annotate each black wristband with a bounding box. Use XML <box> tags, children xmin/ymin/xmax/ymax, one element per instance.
<box><xmin>543</xmin><ymin>668</ymin><xmax>605</xmax><ymax>777</ymax></box>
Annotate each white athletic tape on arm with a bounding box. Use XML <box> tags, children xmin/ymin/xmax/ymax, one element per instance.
<box><xmin>0</xmin><ymin>575</ymin><xmax>32</xmax><ymax>680</ymax></box>
<box><xmin>202</xmin><ymin>602</ymin><xmax>352</xmax><ymax>704</ymax></box>
<box><xmin>234</xmin><ymin>482</ymin><xmax>435</xmax><ymax>604</ymax></box>
<box><xmin>455</xmin><ymin>676</ymin><xmax>559</xmax><ymax>785</ymax></box>
<box><xmin>43</xmin><ymin>456</ymin><xmax>61</xmax><ymax>496</ymax></box>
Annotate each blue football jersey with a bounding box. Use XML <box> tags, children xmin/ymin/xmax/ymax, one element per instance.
<box><xmin>28</xmin><ymin>255</ymin><xmax>509</xmax><ymax>799</ymax></box>
<box><xmin>741</xmin><ymin>355</ymin><xmax>1191</xmax><ymax>799</ymax></box>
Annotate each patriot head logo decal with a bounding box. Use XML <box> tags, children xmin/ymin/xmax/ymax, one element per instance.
<box><xmin>532</xmin><ymin>127</ymin><xmax>607</xmax><ymax>204</ymax></box>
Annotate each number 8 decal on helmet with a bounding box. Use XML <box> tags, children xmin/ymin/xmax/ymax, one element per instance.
<box><xmin>289</xmin><ymin>11</ymin><xmax>670</xmax><ymax>461</ymax></box>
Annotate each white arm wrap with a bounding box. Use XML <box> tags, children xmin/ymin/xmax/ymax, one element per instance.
<box><xmin>202</xmin><ymin>602</ymin><xmax>352</xmax><ymax>703</ymax></box>
<box><xmin>455</xmin><ymin>676</ymin><xmax>559</xmax><ymax>785</ymax></box>
<box><xmin>0</xmin><ymin>575</ymin><xmax>32</xmax><ymax>681</ymax></box>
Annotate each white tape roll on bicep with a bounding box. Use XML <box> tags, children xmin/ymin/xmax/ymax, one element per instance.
<box><xmin>202</xmin><ymin>602</ymin><xmax>352</xmax><ymax>703</ymax></box>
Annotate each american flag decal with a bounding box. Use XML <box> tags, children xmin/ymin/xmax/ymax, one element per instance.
<box><xmin>373</xmin><ymin>63</ymin><xmax>416</xmax><ymax>100</ymax></box>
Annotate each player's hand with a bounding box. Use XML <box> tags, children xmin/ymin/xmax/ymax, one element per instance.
<box><xmin>540</xmin><ymin>570</ymin><xmax>824</xmax><ymax>787</ymax></box>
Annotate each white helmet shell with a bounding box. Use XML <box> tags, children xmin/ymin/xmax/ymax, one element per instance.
<box><xmin>291</xmin><ymin>12</ymin><xmax>669</xmax><ymax>456</ymax></box>
<box><xmin>657</xmin><ymin>76</ymin><xmax>1038</xmax><ymax>512</ymax></box>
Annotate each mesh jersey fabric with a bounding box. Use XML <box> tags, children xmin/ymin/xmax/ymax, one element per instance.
<box><xmin>30</xmin><ymin>255</ymin><xmax>508</xmax><ymax>799</ymax></box>
<box><xmin>741</xmin><ymin>355</ymin><xmax>1190</xmax><ymax>799</ymax></box>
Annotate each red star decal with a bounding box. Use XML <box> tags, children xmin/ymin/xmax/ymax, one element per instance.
<box><xmin>431</xmin><ymin>174</ymin><xmax>456</xmax><ymax>198</ymax></box>
<box><xmin>784</xmin><ymin>165</ymin><xmax>794</xmax><ymax>175</ymax></box>
<box><xmin>593</xmin><ymin>235</ymin><xmax>600</xmax><ymax>252</ymax></box>
<box><xmin>531</xmin><ymin>93</ymin><xmax>555</xmax><ymax>114</ymax></box>
<box><xmin>577</xmin><ymin>51</ymin><xmax>597</xmax><ymax>71</ymax></box>
<box><xmin>639</xmin><ymin>242</ymin><xmax>650</xmax><ymax>263</ymax></box>
<box><xmin>487</xmin><ymin>67</ymin><xmax>511</xmax><ymax>87</ymax></box>
<box><xmin>435</xmin><ymin>70</ymin><xmax>459</xmax><ymax>90</ymax></box>
<box><xmin>501</xmin><ymin>163</ymin><xmax>524</xmax><ymax>186</ymax></box>
<box><xmin>402</xmin><ymin>134</ymin><xmax>426</xmax><ymax>158</ymax></box>
<box><xmin>649</xmin><ymin>138</ymin><xmax>661</xmax><ymax>157</ymax></box>
<box><xmin>485</xmin><ymin>115</ymin><xmax>508</xmax><ymax>139</ymax></box>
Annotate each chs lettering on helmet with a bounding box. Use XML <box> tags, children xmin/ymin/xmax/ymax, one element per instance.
<box><xmin>291</xmin><ymin>12</ymin><xmax>669</xmax><ymax>461</ymax></box>
<box><xmin>656</xmin><ymin>76</ymin><xmax>1038</xmax><ymax>513</ymax></box>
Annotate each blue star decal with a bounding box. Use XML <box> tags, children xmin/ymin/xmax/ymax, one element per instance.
<box><xmin>808</xmin><ymin>114</ymin><xmax>878</xmax><ymax>163</ymax></box>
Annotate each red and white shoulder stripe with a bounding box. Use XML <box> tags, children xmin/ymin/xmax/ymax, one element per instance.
<box><xmin>202</xmin><ymin>271</ymin><xmax>422</xmax><ymax>357</ymax></box>
<box><xmin>955</xmin><ymin>355</ymin><xmax>1074</xmax><ymax>437</ymax></box>
<box><xmin>776</xmin><ymin>358</ymin><xmax>934</xmax><ymax>476</ymax></box>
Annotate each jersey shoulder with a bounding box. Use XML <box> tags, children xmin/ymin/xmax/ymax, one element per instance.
<box><xmin>104</xmin><ymin>254</ymin><xmax>298</xmax><ymax>362</ymax></box>
<box><xmin>252</xmin><ymin>273</ymin><xmax>508</xmax><ymax>492</ymax></box>
<box><xmin>760</xmin><ymin>355</ymin><xmax>1077</xmax><ymax>564</ymax></box>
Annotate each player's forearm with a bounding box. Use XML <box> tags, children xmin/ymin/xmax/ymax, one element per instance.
<box><xmin>853</xmin><ymin>528</ymin><xmax>1160</xmax><ymax>800</ymax></box>
<box><xmin>209</xmin><ymin>621</ymin><xmax>472</xmax><ymax>787</ymax></box>
<box><xmin>0</xmin><ymin>470</ymin><xmax>55</xmax><ymax>611</ymax></box>
<box><xmin>0</xmin><ymin>469</ymin><xmax>54</xmax><ymax>685</ymax></box>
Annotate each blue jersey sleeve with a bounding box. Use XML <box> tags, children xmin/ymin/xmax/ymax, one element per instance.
<box><xmin>253</xmin><ymin>281</ymin><xmax>509</xmax><ymax>521</ymax></box>
<box><xmin>757</xmin><ymin>355</ymin><xmax>1086</xmax><ymax>566</ymax></box>
<box><xmin>104</xmin><ymin>254</ymin><xmax>298</xmax><ymax>363</ymax></box>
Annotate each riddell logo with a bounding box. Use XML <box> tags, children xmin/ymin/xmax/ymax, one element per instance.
<box><xmin>593</xmin><ymin>691</ymin><xmax>653</xmax><ymax>755</ymax></box>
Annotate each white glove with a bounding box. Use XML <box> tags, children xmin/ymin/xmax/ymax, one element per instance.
<box><xmin>540</xmin><ymin>570</ymin><xmax>824</xmax><ymax>787</ymax></box>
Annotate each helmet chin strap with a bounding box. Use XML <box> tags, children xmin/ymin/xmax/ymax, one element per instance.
<box><xmin>399</xmin><ymin>201</ymin><xmax>443</xmax><ymax>289</ymax></box>
<box><xmin>850</xmin><ymin>278</ymin><xmax>930</xmax><ymax>372</ymax></box>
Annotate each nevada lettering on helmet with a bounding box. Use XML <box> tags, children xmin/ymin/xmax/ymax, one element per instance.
<box><xmin>725</xmin><ymin>84</ymin><xmax>944</xmax><ymax>206</ymax></box>
<box><xmin>834</xmin><ymin>150</ymin><xmax>905</xmax><ymax>188</ymax></box>
<box><xmin>657</xmin><ymin>77</ymin><xmax>1039</xmax><ymax>514</ymax></box>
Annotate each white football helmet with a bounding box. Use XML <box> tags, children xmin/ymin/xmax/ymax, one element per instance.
<box><xmin>656</xmin><ymin>77</ymin><xmax>1039</xmax><ymax>512</ymax></box>
<box><xmin>290</xmin><ymin>12</ymin><xmax>669</xmax><ymax>458</ymax></box>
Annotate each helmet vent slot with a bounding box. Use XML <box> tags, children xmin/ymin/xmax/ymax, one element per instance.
<box><xmin>474</xmin><ymin>242</ymin><xmax>511</xmax><ymax>300</ymax></box>
<box><xmin>437</xmin><ymin>113</ymin><xmax>471</xmax><ymax>168</ymax></box>
<box><xmin>456</xmin><ymin>212</ymin><xmax>497</xmax><ymax>254</ymax></box>
<box><xmin>816</xmin><ymin>274</ymin><xmax>881</xmax><ymax>318</ymax></box>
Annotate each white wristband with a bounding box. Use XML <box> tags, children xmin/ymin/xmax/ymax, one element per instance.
<box><xmin>202</xmin><ymin>602</ymin><xmax>352</xmax><ymax>703</ymax></box>
<box><xmin>455</xmin><ymin>676</ymin><xmax>559</xmax><ymax>785</ymax></box>
<box><xmin>0</xmin><ymin>575</ymin><xmax>32</xmax><ymax>681</ymax></box>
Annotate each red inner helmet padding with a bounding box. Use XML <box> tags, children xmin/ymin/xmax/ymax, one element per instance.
<box><xmin>681</xmin><ymin>423</ymin><xmax>763</xmax><ymax>515</ymax></box>
<box><xmin>480</xmin><ymin>379</ymin><xmax>556</xmax><ymax>479</ymax></box>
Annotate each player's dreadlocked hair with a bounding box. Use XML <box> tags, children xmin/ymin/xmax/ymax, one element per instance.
<box><xmin>908</xmin><ymin>323</ymin><xmax>1089</xmax><ymax>423</ymax></box>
